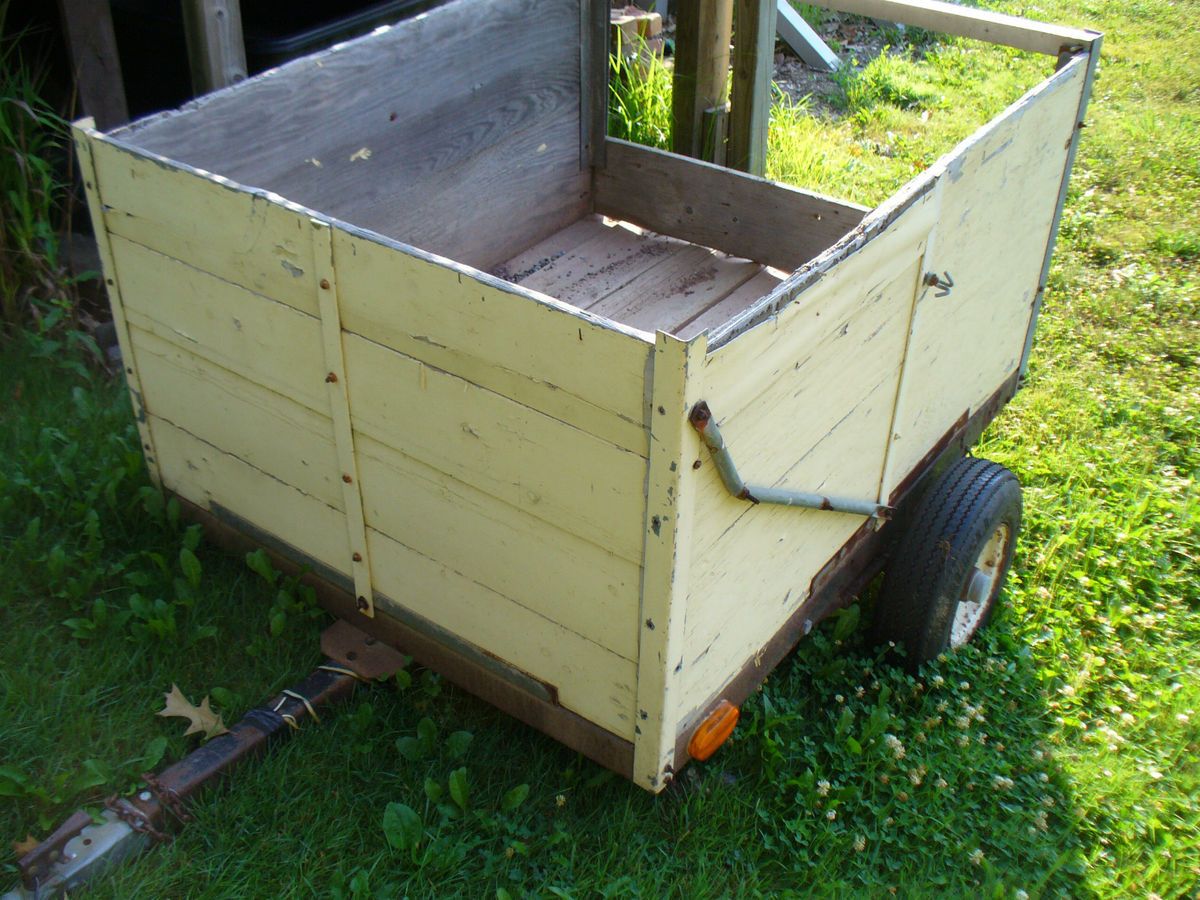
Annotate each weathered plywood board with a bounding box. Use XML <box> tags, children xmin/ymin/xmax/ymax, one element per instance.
<box><xmin>368</xmin><ymin>530</ymin><xmax>637</xmax><ymax>739</ymax></box>
<box><xmin>116</xmin><ymin>0</ymin><xmax>588</xmax><ymax>270</ymax></box>
<box><xmin>343</xmin><ymin>333</ymin><xmax>648</xmax><ymax>564</ymax></box>
<box><xmin>815</xmin><ymin>0</ymin><xmax>1097</xmax><ymax>56</ymax></box>
<box><xmin>355</xmin><ymin>434</ymin><xmax>641</xmax><ymax>661</ymax></box>
<box><xmin>880</xmin><ymin>58</ymin><xmax>1087</xmax><ymax>499</ymax></box>
<box><xmin>595</xmin><ymin>139</ymin><xmax>868</xmax><ymax>271</ymax></box>
<box><xmin>331</xmin><ymin>227</ymin><xmax>652</xmax><ymax>456</ymax></box>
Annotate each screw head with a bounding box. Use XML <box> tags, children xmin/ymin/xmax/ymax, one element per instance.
<box><xmin>356</xmin><ymin>596</ymin><xmax>369</xmax><ymax>611</ymax></box>
<box><xmin>325</xmin><ymin>372</ymin><xmax>338</xmax><ymax>383</ymax></box>
<box><xmin>352</xmin><ymin>552</ymin><xmax>362</xmax><ymax>562</ymax></box>
<box><xmin>342</xmin><ymin>473</ymin><xmax>353</xmax><ymax>484</ymax></box>
<box><xmin>319</xmin><ymin>278</ymin><xmax>331</xmax><ymax>290</ymax></box>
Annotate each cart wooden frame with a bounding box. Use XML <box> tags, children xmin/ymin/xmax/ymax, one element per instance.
<box><xmin>74</xmin><ymin>0</ymin><xmax>1100</xmax><ymax>792</ymax></box>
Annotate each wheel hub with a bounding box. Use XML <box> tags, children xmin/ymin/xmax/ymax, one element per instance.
<box><xmin>950</xmin><ymin>523</ymin><xmax>1011</xmax><ymax>648</ymax></box>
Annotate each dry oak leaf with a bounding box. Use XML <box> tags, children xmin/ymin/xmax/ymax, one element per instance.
<box><xmin>157</xmin><ymin>684</ymin><xmax>228</xmax><ymax>740</ymax></box>
<box><xmin>12</xmin><ymin>834</ymin><xmax>39</xmax><ymax>857</ymax></box>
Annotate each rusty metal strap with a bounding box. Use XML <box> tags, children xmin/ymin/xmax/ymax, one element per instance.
<box><xmin>688</xmin><ymin>401</ymin><xmax>894</xmax><ymax>521</ymax></box>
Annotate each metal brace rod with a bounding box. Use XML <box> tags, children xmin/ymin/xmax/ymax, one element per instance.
<box><xmin>688</xmin><ymin>401</ymin><xmax>894</xmax><ymax>521</ymax></box>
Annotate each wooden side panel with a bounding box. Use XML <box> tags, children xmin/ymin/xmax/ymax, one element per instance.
<box><xmin>150</xmin><ymin>417</ymin><xmax>352</xmax><ymax>576</ymax></box>
<box><xmin>368</xmin><ymin>530</ymin><xmax>637</xmax><ymax>738</ymax></box>
<box><xmin>150</xmin><ymin>417</ymin><xmax>636</xmax><ymax>738</ymax></box>
<box><xmin>355</xmin><ymin>435</ymin><xmax>641</xmax><ymax>661</ymax></box>
<box><xmin>342</xmin><ymin>333</ymin><xmax>648</xmax><ymax>564</ymax></box>
<box><xmin>880</xmin><ymin>58</ymin><xmax>1087</xmax><ymax>499</ymax></box>
<box><xmin>595</xmin><ymin>139</ymin><xmax>867</xmax><ymax>271</ymax></box>
<box><xmin>114</xmin><ymin>0</ymin><xmax>589</xmax><ymax>269</ymax></box>
<box><xmin>675</xmin><ymin>191</ymin><xmax>938</xmax><ymax>724</ymax></box>
<box><xmin>90</xmin><ymin>138</ymin><xmax>318</xmax><ymax>316</ymax></box>
<box><xmin>331</xmin><ymin>228</ymin><xmax>651</xmax><ymax>456</ymax></box>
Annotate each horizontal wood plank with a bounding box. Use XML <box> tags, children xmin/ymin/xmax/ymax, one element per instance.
<box><xmin>815</xmin><ymin>0</ymin><xmax>1098</xmax><ymax>55</ymax></box>
<box><xmin>92</xmin><ymin>138</ymin><xmax>319</xmax><ymax>316</ymax></box>
<box><xmin>356</xmin><ymin>434</ymin><xmax>641</xmax><ymax>661</ymax></box>
<box><xmin>332</xmin><ymin>227</ymin><xmax>652</xmax><ymax>456</ymax></box>
<box><xmin>150</xmin><ymin>416</ymin><xmax>352</xmax><ymax>577</ymax></box>
<box><xmin>344</xmin><ymin>333</ymin><xmax>649</xmax><ymax>564</ymax></box>
<box><xmin>595</xmin><ymin>138</ymin><xmax>867</xmax><ymax>271</ymax></box>
<box><xmin>369</xmin><ymin>529</ymin><xmax>637</xmax><ymax>739</ymax></box>
<box><xmin>132</xmin><ymin>327</ymin><xmax>344</xmax><ymax>510</ymax></box>
<box><xmin>675</xmin><ymin>267</ymin><xmax>783</xmax><ymax>339</ymax></box>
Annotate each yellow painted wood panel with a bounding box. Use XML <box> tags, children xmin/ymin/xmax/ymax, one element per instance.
<box><xmin>149</xmin><ymin>417</ymin><xmax>352</xmax><ymax>577</ymax></box>
<box><xmin>131</xmin><ymin>327</ymin><xmax>343</xmax><ymax>509</ymax></box>
<box><xmin>91</xmin><ymin>137</ymin><xmax>318</xmax><ymax>315</ymax></box>
<box><xmin>881</xmin><ymin>59</ymin><xmax>1087</xmax><ymax>498</ymax></box>
<box><xmin>679</xmin><ymin>256</ymin><xmax>926</xmax><ymax>719</ymax></box>
<box><xmin>112</xmin><ymin>231</ymin><xmax>648</xmax><ymax>568</ymax></box>
<box><xmin>343</xmin><ymin>333</ymin><xmax>649</xmax><ymax>564</ymax></box>
<box><xmin>355</xmin><ymin>434</ymin><xmax>641</xmax><ymax>661</ymax></box>
<box><xmin>368</xmin><ymin>529</ymin><xmax>637</xmax><ymax>739</ymax></box>
<box><xmin>331</xmin><ymin>228</ymin><xmax>651</xmax><ymax>456</ymax></box>
<box><xmin>693</xmin><ymin>257</ymin><xmax>927</xmax><ymax>556</ymax></box>
<box><xmin>111</xmin><ymin>234</ymin><xmax>328</xmax><ymax>414</ymax></box>
<box><xmin>679</xmin><ymin>374</ymin><xmax>901</xmax><ymax>713</ymax></box>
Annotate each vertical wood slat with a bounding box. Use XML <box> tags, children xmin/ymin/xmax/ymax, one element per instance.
<box><xmin>181</xmin><ymin>0</ymin><xmax>248</xmax><ymax>95</ymax></box>
<box><xmin>728</xmin><ymin>0</ymin><xmax>779</xmax><ymax>175</ymax></box>
<box><xmin>313</xmin><ymin>220</ymin><xmax>375</xmax><ymax>618</ymax></box>
<box><xmin>71</xmin><ymin>123</ymin><xmax>159</xmax><ymax>485</ymax></box>
<box><xmin>672</xmin><ymin>0</ymin><xmax>734</xmax><ymax>159</ymax></box>
<box><xmin>580</xmin><ymin>0</ymin><xmax>610</xmax><ymax>170</ymax></box>
<box><xmin>633</xmin><ymin>332</ymin><xmax>706</xmax><ymax>790</ymax></box>
<box><xmin>57</xmin><ymin>0</ymin><xmax>128</xmax><ymax>128</ymax></box>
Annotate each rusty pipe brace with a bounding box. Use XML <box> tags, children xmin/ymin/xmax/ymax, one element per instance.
<box><xmin>688</xmin><ymin>401</ymin><xmax>894</xmax><ymax>522</ymax></box>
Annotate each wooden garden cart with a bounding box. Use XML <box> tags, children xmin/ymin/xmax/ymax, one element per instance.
<box><xmin>72</xmin><ymin>0</ymin><xmax>1100</xmax><ymax>793</ymax></box>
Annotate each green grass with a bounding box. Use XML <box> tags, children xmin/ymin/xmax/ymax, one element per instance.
<box><xmin>4</xmin><ymin>0</ymin><xmax>1200</xmax><ymax>895</ymax></box>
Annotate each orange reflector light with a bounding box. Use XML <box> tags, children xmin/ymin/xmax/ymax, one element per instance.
<box><xmin>687</xmin><ymin>699</ymin><xmax>740</xmax><ymax>761</ymax></box>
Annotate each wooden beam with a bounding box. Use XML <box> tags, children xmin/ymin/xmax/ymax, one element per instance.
<box><xmin>181</xmin><ymin>0</ymin><xmax>248</xmax><ymax>96</ymax></box>
<box><xmin>728</xmin><ymin>0</ymin><xmax>778</xmax><ymax>175</ymax></box>
<box><xmin>814</xmin><ymin>0</ymin><xmax>1099</xmax><ymax>56</ymax></box>
<box><xmin>596</xmin><ymin>138</ymin><xmax>867</xmax><ymax>272</ymax></box>
<box><xmin>776</xmin><ymin>1</ymin><xmax>839</xmax><ymax>71</ymax></box>
<box><xmin>57</xmin><ymin>0</ymin><xmax>128</xmax><ymax>129</ymax></box>
<box><xmin>672</xmin><ymin>0</ymin><xmax>733</xmax><ymax>159</ymax></box>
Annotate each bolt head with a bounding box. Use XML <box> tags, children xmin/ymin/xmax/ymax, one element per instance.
<box><xmin>319</xmin><ymin>278</ymin><xmax>331</xmax><ymax>290</ymax></box>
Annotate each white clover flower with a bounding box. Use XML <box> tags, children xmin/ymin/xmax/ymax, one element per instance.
<box><xmin>853</xmin><ymin>835</ymin><xmax>866</xmax><ymax>852</ymax></box>
<box><xmin>908</xmin><ymin>770</ymin><xmax>923</xmax><ymax>787</ymax></box>
<box><xmin>932</xmin><ymin>675</ymin><xmax>945</xmax><ymax>687</ymax></box>
<box><xmin>826</xmin><ymin>809</ymin><xmax>837</xmax><ymax>821</ymax></box>
<box><xmin>992</xmin><ymin>775</ymin><xmax>1014</xmax><ymax>791</ymax></box>
<box><xmin>960</xmin><ymin>681</ymin><xmax>971</xmax><ymax>690</ymax></box>
<box><xmin>817</xmin><ymin>779</ymin><xmax>831</xmax><ymax>797</ymax></box>
<box><xmin>955</xmin><ymin>716</ymin><xmax>971</xmax><ymax>730</ymax></box>
<box><xmin>969</xmin><ymin>848</ymin><xmax>984</xmax><ymax>866</ymax></box>
<box><xmin>1015</xmin><ymin>889</ymin><xmax>1030</xmax><ymax>900</ymax></box>
<box><xmin>835</xmin><ymin>694</ymin><xmax>845</xmax><ymax>704</ymax></box>
<box><xmin>934</xmin><ymin>776</ymin><xmax>948</xmax><ymax>790</ymax></box>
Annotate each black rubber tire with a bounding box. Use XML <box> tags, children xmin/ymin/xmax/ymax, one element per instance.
<box><xmin>874</xmin><ymin>456</ymin><xmax>1022</xmax><ymax>670</ymax></box>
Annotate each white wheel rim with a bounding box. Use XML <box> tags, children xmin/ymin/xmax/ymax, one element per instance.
<box><xmin>950</xmin><ymin>523</ymin><xmax>1011</xmax><ymax>648</ymax></box>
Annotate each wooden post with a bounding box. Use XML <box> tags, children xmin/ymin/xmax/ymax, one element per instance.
<box><xmin>672</xmin><ymin>0</ymin><xmax>733</xmax><ymax>159</ymax></box>
<box><xmin>181</xmin><ymin>0</ymin><xmax>248</xmax><ymax>96</ymax></box>
<box><xmin>728</xmin><ymin>0</ymin><xmax>778</xmax><ymax>175</ymax></box>
<box><xmin>57</xmin><ymin>0</ymin><xmax>128</xmax><ymax>129</ymax></box>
